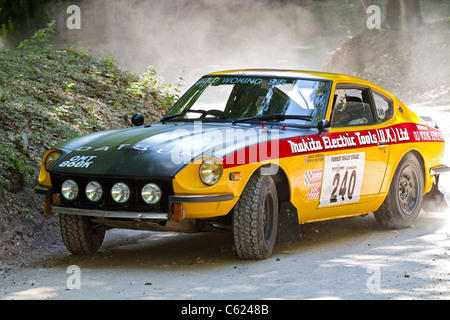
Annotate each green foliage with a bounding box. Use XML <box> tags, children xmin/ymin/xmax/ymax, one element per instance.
<box><xmin>0</xmin><ymin>24</ymin><xmax>169</xmax><ymax>200</ymax></box>
<box><xmin>1</xmin><ymin>16</ymin><xmax>14</xmax><ymax>38</ymax></box>
<box><xmin>17</xmin><ymin>20</ymin><xmax>55</xmax><ymax>51</ymax></box>
<box><xmin>0</xmin><ymin>142</ymin><xmax>35</xmax><ymax>193</ymax></box>
<box><xmin>129</xmin><ymin>66</ymin><xmax>183</xmax><ymax>111</ymax></box>
<box><xmin>0</xmin><ymin>0</ymin><xmax>66</xmax><ymax>43</ymax></box>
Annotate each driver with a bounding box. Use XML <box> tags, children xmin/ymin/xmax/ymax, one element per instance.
<box><xmin>331</xmin><ymin>89</ymin><xmax>348</xmax><ymax>125</ymax></box>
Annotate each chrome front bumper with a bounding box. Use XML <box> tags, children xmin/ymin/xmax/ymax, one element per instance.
<box><xmin>49</xmin><ymin>193</ymin><xmax>235</xmax><ymax>220</ymax></box>
<box><xmin>51</xmin><ymin>206</ymin><xmax>169</xmax><ymax>220</ymax></box>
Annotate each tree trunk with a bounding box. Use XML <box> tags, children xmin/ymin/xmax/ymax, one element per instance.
<box><xmin>402</xmin><ymin>0</ymin><xmax>422</xmax><ymax>28</ymax></box>
<box><xmin>385</xmin><ymin>0</ymin><xmax>422</xmax><ymax>30</ymax></box>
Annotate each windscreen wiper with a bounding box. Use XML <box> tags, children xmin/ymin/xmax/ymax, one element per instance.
<box><xmin>160</xmin><ymin>110</ymin><xmax>202</xmax><ymax>123</ymax></box>
<box><xmin>160</xmin><ymin>113</ymin><xmax>184</xmax><ymax>123</ymax></box>
<box><xmin>232</xmin><ymin>114</ymin><xmax>312</xmax><ymax>125</ymax></box>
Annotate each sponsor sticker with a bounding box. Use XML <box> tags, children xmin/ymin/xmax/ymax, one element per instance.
<box><xmin>308</xmin><ymin>186</ymin><xmax>321</xmax><ymax>200</ymax></box>
<box><xmin>304</xmin><ymin>153</ymin><xmax>324</xmax><ymax>164</ymax></box>
<box><xmin>304</xmin><ymin>170</ymin><xmax>323</xmax><ymax>185</ymax></box>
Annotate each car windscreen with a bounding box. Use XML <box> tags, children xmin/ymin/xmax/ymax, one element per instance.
<box><xmin>162</xmin><ymin>76</ymin><xmax>332</xmax><ymax>126</ymax></box>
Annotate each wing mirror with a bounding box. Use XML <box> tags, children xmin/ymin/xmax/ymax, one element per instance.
<box><xmin>131</xmin><ymin>113</ymin><xmax>144</xmax><ymax>126</ymax></box>
<box><xmin>317</xmin><ymin>119</ymin><xmax>331</xmax><ymax>135</ymax></box>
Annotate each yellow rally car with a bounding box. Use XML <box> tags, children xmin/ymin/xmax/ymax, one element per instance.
<box><xmin>35</xmin><ymin>69</ymin><xmax>448</xmax><ymax>260</ymax></box>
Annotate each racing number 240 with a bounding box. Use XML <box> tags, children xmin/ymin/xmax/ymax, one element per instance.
<box><xmin>330</xmin><ymin>169</ymin><xmax>357</xmax><ymax>203</ymax></box>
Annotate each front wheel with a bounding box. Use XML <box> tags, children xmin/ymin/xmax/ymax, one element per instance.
<box><xmin>374</xmin><ymin>154</ymin><xmax>424</xmax><ymax>229</ymax></box>
<box><xmin>232</xmin><ymin>174</ymin><xmax>278</xmax><ymax>260</ymax></box>
<box><xmin>60</xmin><ymin>214</ymin><xmax>106</xmax><ymax>255</ymax></box>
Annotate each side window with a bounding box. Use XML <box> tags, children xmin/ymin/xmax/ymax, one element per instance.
<box><xmin>372</xmin><ymin>91</ymin><xmax>393</xmax><ymax>122</ymax></box>
<box><xmin>331</xmin><ymin>87</ymin><xmax>375</xmax><ymax>127</ymax></box>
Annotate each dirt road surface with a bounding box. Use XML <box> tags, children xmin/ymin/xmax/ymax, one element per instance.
<box><xmin>1</xmin><ymin>104</ymin><xmax>449</xmax><ymax>300</ymax></box>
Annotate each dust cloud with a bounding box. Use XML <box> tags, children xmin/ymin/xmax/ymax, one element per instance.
<box><xmin>52</xmin><ymin>1</ymin><xmax>448</xmax><ymax>102</ymax></box>
<box><xmin>53</xmin><ymin>0</ymin><xmax>360</xmax><ymax>88</ymax></box>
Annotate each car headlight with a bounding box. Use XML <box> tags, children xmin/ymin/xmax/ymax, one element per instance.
<box><xmin>61</xmin><ymin>179</ymin><xmax>79</xmax><ymax>201</ymax></box>
<box><xmin>199</xmin><ymin>158</ymin><xmax>223</xmax><ymax>186</ymax></box>
<box><xmin>45</xmin><ymin>151</ymin><xmax>62</xmax><ymax>170</ymax></box>
<box><xmin>85</xmin><ymin>181</ymin><xmax>103</xmax><ymax>202</ymax></box>
<box><xmin>111</xmin><ymin>182</ymin><xmax>130</xmax><ymax>203</ymax></box>
<box><xmin>141</xmin><ymin>183</ymin><xmax>162</xmax><ymax>204</ymax></box>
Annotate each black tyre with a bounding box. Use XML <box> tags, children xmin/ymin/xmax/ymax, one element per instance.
<box><xmin>233</xmin><ymin>174</ymin><xmax>278</xmax><ymax>260</ymax></box>
<box><xmin>374</xmin><ymin>154</ymin><xmax>424</xmax><ymax>229</ymax></box>
<box><xmin>60</xmin><ymin>214</ymin><xmax>106</xmax><ymax>255</ymax></box>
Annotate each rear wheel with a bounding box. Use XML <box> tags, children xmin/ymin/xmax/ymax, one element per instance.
<box><xmin>232</xmin><ymin>174</ymin><xmax>278</xmax><ymax>260</ymax></box>
<box><xmin>374</xmin><ymin>154</ymin><xmax>424</xmax><ymax>229</ymax></box>
<box><xmin>60</xmin><ymin>214</ymin><xmax>106</xmax><ymax>255</ymax></box>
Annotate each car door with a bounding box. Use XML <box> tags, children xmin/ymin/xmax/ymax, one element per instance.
<box><xmin>315</xmin><ymin>84</ymin><xmax>391</xmax><ymax>219</ymax></box>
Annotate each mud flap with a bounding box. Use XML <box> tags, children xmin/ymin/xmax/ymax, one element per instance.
<box><xmin>277</xmin><ymin>202</ymin><xmax>302</xmax><ymax>243</ymax></box>
<box><xmin>422</xmin><ymin>180</ymin><xmax>448</xmax><ymax>212</ymax></box>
